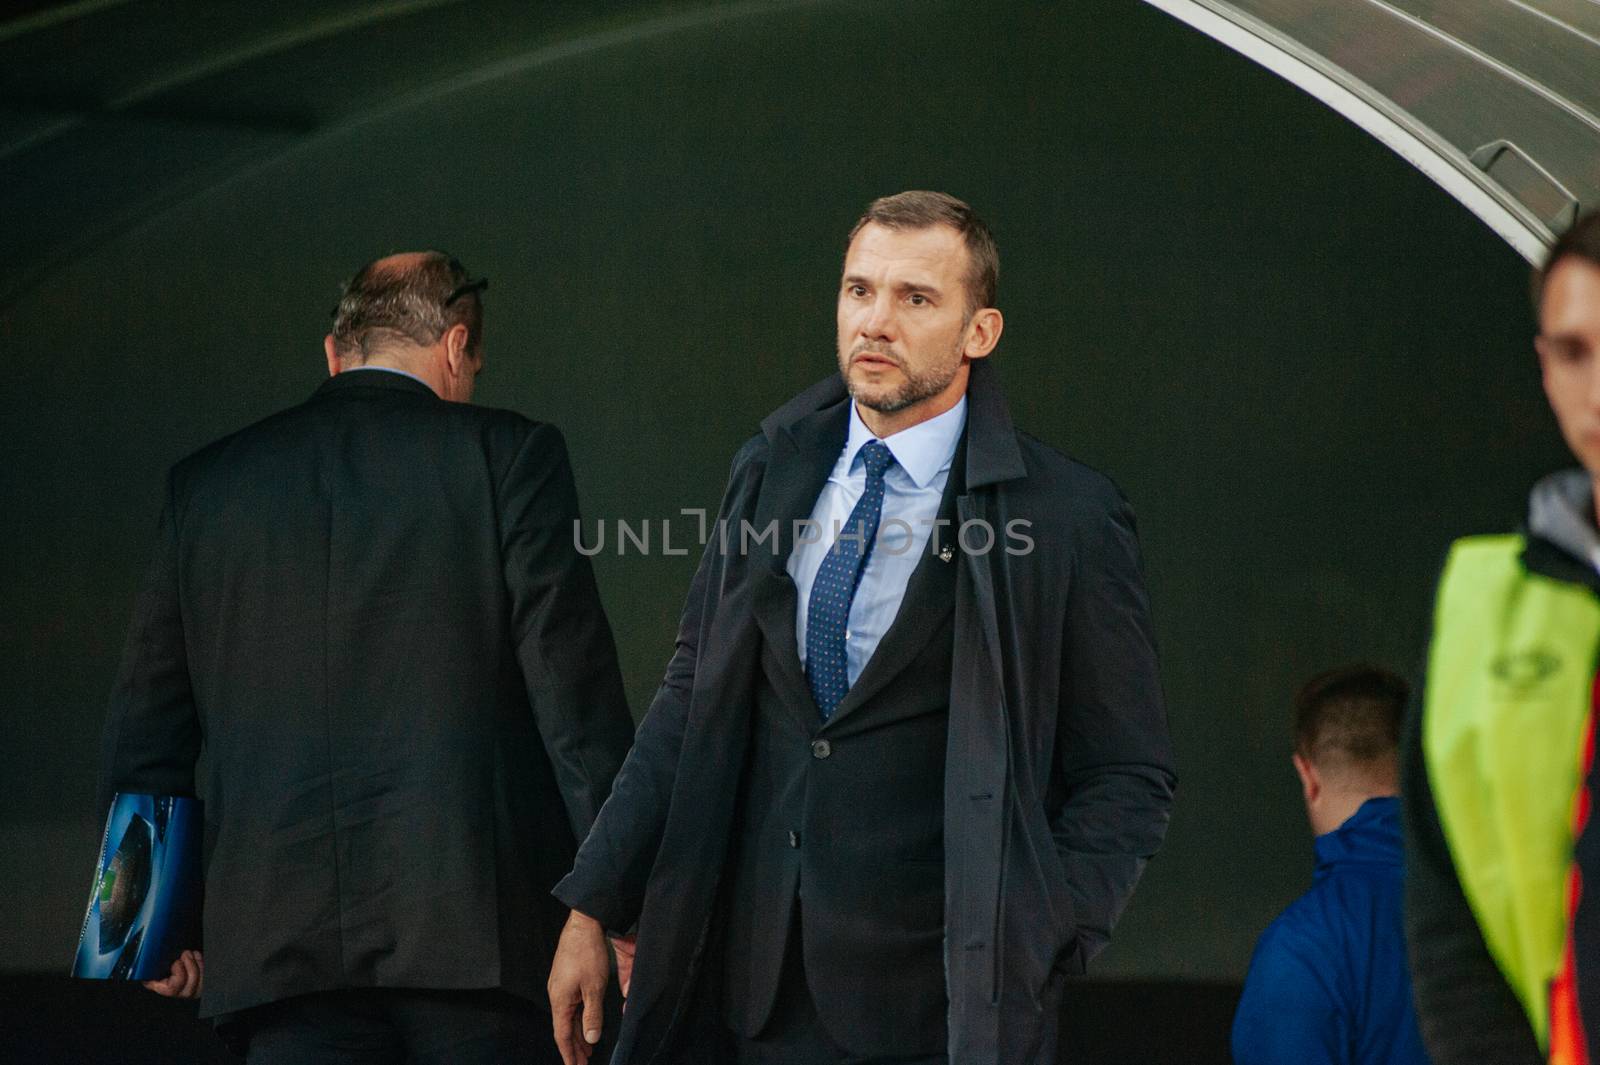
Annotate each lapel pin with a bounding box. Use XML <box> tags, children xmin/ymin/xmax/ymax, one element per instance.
<box><xmin>939</xmin><ymin>544</ymin><xmax>955</xmax><ymax>563</ymax></box>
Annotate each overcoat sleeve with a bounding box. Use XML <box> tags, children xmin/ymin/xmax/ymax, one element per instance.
<box><xmin>501</xmin><ymin>423</ymin><xmax>637</xmax><ymax>845</ymax></box>
<box><xmin>1050</xmin><ymin>481</ymin><xmax>1176</xmax><ymax>964</ymax></box>
<box><xmin>552</xmin><ymin>438</ymin><xmax>756</xmax><ymax>932</ymax></box>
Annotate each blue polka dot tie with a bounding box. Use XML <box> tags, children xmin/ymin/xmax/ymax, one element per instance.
<box><xmin>806</xmin><ymin>439</ymin><xmax>896</xmax><ymax>721</ymax></box>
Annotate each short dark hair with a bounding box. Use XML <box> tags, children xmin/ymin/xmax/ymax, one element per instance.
<box><xmin>1293</xmin><ymin>664</ymin><xmax>1409</xmax><ymax>769</ymax></box>
<box><xmin>331</xmin><ymin>251</ymin><xmax>485</xmax><ymax>360</ymax></box>
<box><xmin>1532</xmin><ymin>210</ymin><xmax>1600</xmax><ymax>310</ymax></box>
<box><xmin>847</xmin><ymin>190</ymin><xmax>999</xmax><ymax>315</ymax></box>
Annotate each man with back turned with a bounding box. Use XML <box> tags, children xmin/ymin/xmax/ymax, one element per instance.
<box><xmin>99</xmin><ymin>252</ymin><xmax>635</xmax><ymax>1063</ymax></box>
<box><xmin>546</xmin><ymin>191</ymin><xmax>1176</xmax><ymax>1064</ymax></box>
<box><xmin>1232</xmin><ymin>665</ymin><xmax>1429</xmax><ymax>1065</ymax></box>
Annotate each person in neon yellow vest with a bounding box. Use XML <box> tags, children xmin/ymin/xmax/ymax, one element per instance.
<box><xmin>1404</xmin><ymin>209</ymin><xmax>1600</xmax><ymax>1065</ymax></box>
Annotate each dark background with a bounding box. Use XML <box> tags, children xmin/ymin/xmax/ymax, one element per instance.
<box><xmin>0</xmin><ymin>1</ymin><xmax>1570</xmax><ymax>1060</ymax></box>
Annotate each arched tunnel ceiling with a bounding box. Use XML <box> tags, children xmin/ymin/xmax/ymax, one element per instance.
<box><xmin>1144</xmin><ymin>0</ymin><xmax>1600</xmax><ymax>264</ymax></box>
<box><xmin>0</xmin><ymin>0</ymin><xmax>839</xmax><ymax>308</ymax></box>
<box><xmin>4</xmin><ymin>0</ymin><xmax>1599</xmax><ymax>307</ymax></box>
<box><xmin>9</xmin><ymin>0</ymin><xmax>1600</xmax><ymax>307</ymax></box>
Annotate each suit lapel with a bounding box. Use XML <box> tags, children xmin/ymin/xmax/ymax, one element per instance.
<box><xmin>749</xmin><ymin>399</ymin><xmax>849</xmax><ymax>688</ymax></box>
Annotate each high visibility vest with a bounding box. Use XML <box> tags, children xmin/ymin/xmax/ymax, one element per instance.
<box><xmin>1424</xmin><ymin>534</ymin><xmax>1600</xmax><ymax>1049</ymax></box>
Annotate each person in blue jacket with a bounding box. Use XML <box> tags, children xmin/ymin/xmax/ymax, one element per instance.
<box><xmin>1232</xmin><ymin>665</ymin><xmax>1431</xmax><ymax>1065</ymax></box>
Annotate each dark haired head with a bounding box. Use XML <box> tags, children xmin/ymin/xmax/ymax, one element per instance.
<box><xmin>1293</xmin><ymin>664</ymin><xmax>1409</xmax><ymax>772</ymax></box>
<box><xmin>330</xmin><ymin>251</ymin><xmax>486</xmax><ymax>361</ymax></box>
<box><xmin>848</xmin><ymin>191</ymin><xmax>999</xmax><ymax>316</ymax></box>
<box><xmin>1532</xmin><ymin>211</ymin><xmax>1600</xmax><ymax>310</ymax></box>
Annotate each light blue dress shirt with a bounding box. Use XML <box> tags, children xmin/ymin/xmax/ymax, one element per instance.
<box><xmin>788</xmin><ymin>396</ymin><xmax>967</xmax><ymax>686</ymax></box>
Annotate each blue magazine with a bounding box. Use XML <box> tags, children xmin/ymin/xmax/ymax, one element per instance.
<box><xmin>71</xmin><ymin>793</ymin><xmax>202</xmax><ymax>981</ymax></box>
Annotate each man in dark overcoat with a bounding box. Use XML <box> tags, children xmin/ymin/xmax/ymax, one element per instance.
<box><xmin>548</xmin><ymin>193</ymin><xmax>1176</xmax><ymax>1065</ymax></box>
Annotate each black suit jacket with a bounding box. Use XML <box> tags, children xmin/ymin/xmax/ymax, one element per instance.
<box><xmin>99</xmin><ymin>369</ymin><xmax>636</xmax><ymax>1019</ymax></box>
<box><xmin>719</xmin><ymin>429</ymin><xmax>965</xmax><ymax>1054</ymax></box>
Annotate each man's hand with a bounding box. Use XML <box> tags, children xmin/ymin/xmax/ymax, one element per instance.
<box><xmin>548</xmin><ymin>910</ymin><xmax>610</xmax><ymax>1065</ymax></box>
<box><xmin>142</xmin><ymin>949</ymin><xmax>203</xmax><ymax>999</ymax></box>
<box><xmin>610</xmin><ymin>934</ymin><xmax>637</xmax><ymax>1000</ymax></box>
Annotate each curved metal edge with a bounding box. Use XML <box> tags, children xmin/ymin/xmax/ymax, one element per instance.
<box><xmin>1141</xmin><ymin>0</ymin><xmax>1551</xmax><ymax>265</ymax></box>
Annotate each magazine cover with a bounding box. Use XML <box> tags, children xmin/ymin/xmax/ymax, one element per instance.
<box><xmin>71</xmin><ymin>793</ymin><xmax>202</xmax><ymax>982</ymax></box>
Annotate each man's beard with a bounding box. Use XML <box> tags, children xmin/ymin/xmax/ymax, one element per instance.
<box><xmin>838</xmin><ymin>339</ymin><xmax>964</xmax><ymax>414</ymax></box>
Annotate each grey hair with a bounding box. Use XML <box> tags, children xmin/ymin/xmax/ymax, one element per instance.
<box><xmin>330</xmin><ymin>251</ymin><xmax>484</xmax><ymax>360</ymax></box>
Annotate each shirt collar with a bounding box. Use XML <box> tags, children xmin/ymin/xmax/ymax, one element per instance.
<box><xmin>844</xmin><ymin>395</ymin><xmax>967</xmax><ymax>489</ymax></box>
<box><xmin>342</xmin><ymin>364</ymin><xmax>432</xmax><ymax>389</ymax></box>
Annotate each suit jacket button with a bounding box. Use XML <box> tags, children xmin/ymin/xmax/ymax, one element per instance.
<box><xmin>811</xmin><ymin>739</ymin><xmax>831</xmax><ymax>759</ymax></box>
<box><xmin>789</xmin><ymin>830</ymin><xmax>801</xmax><ymax>848</ymax></box>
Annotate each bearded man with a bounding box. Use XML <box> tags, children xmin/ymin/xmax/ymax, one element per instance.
<box><xmin>547</xmin><ymin>191</ymin><xmax>1176</xmax><ymax>1065</ymax></box>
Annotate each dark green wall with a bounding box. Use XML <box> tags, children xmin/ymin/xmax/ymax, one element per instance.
<box><xmin>0</xmin><ymin>0</ymin><xmax>1570</xmax><ymax>978</ymax></box>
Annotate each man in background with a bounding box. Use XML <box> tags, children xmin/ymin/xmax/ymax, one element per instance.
<box><xmin>1232</xmin><ymin>665</ymin><xmax>1428</xmax><ymax>1065</ymax></box>
<box><xmin>100</xmin><ymin>251</ymin><xmax>635</xmax><ymax>1064</ymax></box>
<box><xmin>1404</xmin><ymin>210</ymin><xmax>1600</xmax><ymax>1064</ymax></box>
